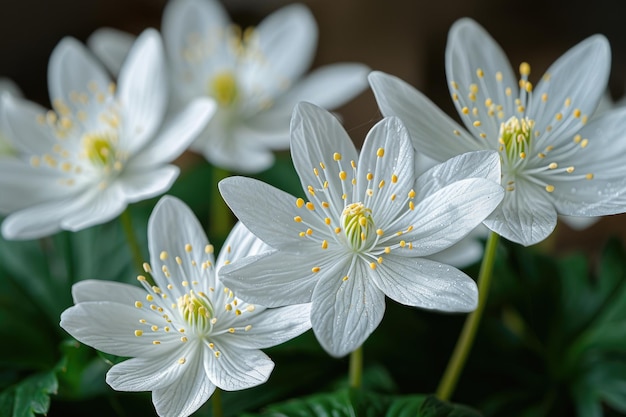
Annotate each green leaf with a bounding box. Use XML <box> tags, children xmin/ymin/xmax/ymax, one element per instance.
<box><xmin>0</xmin><ymin>371</ymin><xmax>57</xmax><ymax>417</ymax></box>
<box><xmin>419</xmin><ymin>396</ymin><xmax>482</xmax><ymax>417</ymax></box>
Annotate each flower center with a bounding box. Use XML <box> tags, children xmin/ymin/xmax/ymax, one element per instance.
<box><xmin>82</xmin><ymin>131</ymin><xmax>123</xmax><ymax>174</ymax></box>
<box><xmin>498</xmin><ymin>116</ymin><xmax>534</xmax><ymax>159</ymax></box>
<box><xmin>177</xmin><ymin>290</ymin><xmax>214</xmax><ymax>334</ymax></box>
<box><xmin>210</xmin><ymin>71</ymin><xmax>238</xmax><ymax>107</ymax></box>
<box><xmin>341</xmin><ymin>202</ymin><xmax>375</xmax><ymax>251</ymax></box>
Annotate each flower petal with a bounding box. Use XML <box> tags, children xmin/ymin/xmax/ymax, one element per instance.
<box><xmin>531</xmin><ymin>35</ymin><xmax>610</xmax><ymax>146</ymax></box>
<box><xmin>290</xmin><ymin>102</ymin><xmax>359</xmax><ymax>216</ymax></box>
<box><xmin>47</xmin><ymin>37</ymin><xmax>112</xmax><ymax>116</ymax></box>
<box><xmin>162</xmin><ymin>0</ymin><xmax>231</xmax><ymax>83</ymax></box>
<box><xmin>426</xmin><ymin>237</ymin><xmax>483</xmax><ymax>269</ymax></box>
<box><xmin>269</xmin><ymin>63</ymin><xmax>369</xmax><ymax>113</ymax></box>
<box><xmin>484</xmin><ymin>179</ymin><xmax>557</xmax><ymax>246</ymax></box>
<box><xmin>87</xmin><ymin>27</ymin><xmax>135</xmax><ymax>77</ymax></box>
<box><xmin>60</xmin><ymin>184</ymin><xmax>128</xmax><ymax>232</ymax></box>
<box><xmin>311</xmin><ymin>259</ymin><xmax>385</xmax><ymax>357</ymax></box>
<box><xmin>239</xmin><ymin>4</ymin><xmax>317</xmax><ymax>98</ymax></box>
<box><xmin>119</xmin><ymin>165</ymin><xmax>179</xmax><ymax>203</ymax></box>
<box><xmin>147</xmin><ymin>196</ymin><xmax>214</xmax><ymax>298</ymax></box>
<box><xmin>117</xmin><ymin>29</ymin><xmax>168</xmax><ymax>154</ymax></box>
<box><xmin>220</xmin><ymin>250</ymin><xmax>336</xmax><ymax>307</ymax></box>
<box><xmin>368</xmin><ymin>71</ymin><xmax>482</xmax><ymax>161</ymax></box>
<box><xmin>219</xmin><ymin>176</ymin><xmax>325</xmax><ymax>253</ymax></box>
<box><xmin>129</xmin><ymin>98</ymin><xmax>215</xmax><ymax>169</ymax></box>
<box><xmin>445</xmin><ymin>18</ymin><xmax>518</xmax><ymax>134</ymax></box>
<box><xmin>106</xmin><ymin>346</ymin><xmax>196</xmax><ymax>391</ymax></box>
<box><xmin>371</xmin><ymin>255</ymin><xmax>477</xmax><ymax>312</ymax></box>
<box><xmin>60</xmin><ymin>301</ymin><xmax>181</xmax><ymax>358</ymax></box>
<box><xmin>219</xmin><ymin>304</ymin><xmax>312</xmax><ymax>350</ymax></box>
<box><xmin>152</xmin><ymin>350</ymin><xmax>215</xmax><ymax>417</ymax></box>
<box><xmin>204</xmin><ymin>340</ymin><xmax>274</xmax><ymax>391</ymax></box>
<box><xmin>357</xmin><ymin>117</ymin><xmax>415</xmax><ymax>218</ymax></box>
<box><xmin>215</xmin><ymin>221</ymin><xmax>272</xmax><ymax>271</ymax></box>
<box><xmin>387</xmin><ymin>178</ymin><xmax>503</xmax><ymax>256</ymax></box>
<box><xmin>414</xmin><ymin>150</ymin><xmax>501</xmax><ymax>201</ymax></box>
<box><xmin>72</xmin><ymin>279</ymin><xmax>147</xmax><ymax>304</ymax></box>
<box><xmin>0</xmin><ymin>157</ymin><xmax>77</xmax><ymax>214</ymax></box>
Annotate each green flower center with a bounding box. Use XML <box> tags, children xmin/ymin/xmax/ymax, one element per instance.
<box><xmin>341</xmin><ymin>202</ymin><xmax>375</xmax><ymax>251</ymax></box>
<box><xmin>177</xmin><ymin>291</ymin><xmax>214</xmax><ymax>333</ymax></box>
<box><xmin>498</xmin><ymin>116</ymin><xmax>534</xmax><ymax>162</ymax></box>
<box><xmin>210</xmin><ymin>71</ymin><xmax>238</xmax><ymax>107</ymax></box>
<box><xmin>82</xmin><ymin>131</ymin><xmax>123</xmax><ymax>172</ymax></box>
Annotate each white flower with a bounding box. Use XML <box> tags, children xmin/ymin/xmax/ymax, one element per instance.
<box><xmin>369</xmin><ymin>18</ymin><xmax>626</xmax><ymax>246</ymax></box>
<box><xmin>0</xmin><ymin>30</ymin><xmax>215</xmax><ymax>240</ymax></box>
<box><xmin>88</xmin><ymin>0</ymin><xmax>370</xmax><ymax>173</ymax></box>
<box><xmin>60</xmin><ymin>196</ymin><xmax>312</xmax><ymax>417</ymax></box>
<box><xmin>218</xmin><ymin>102</ymin><xmax>504</xmax><ymax>357</ymax></box>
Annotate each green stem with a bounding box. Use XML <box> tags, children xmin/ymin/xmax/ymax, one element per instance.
<box><xmin>210</xmin><ymin>166</ymin><xmax>232</xmax><ymax>241</ymax></box>
<box><xmin>435</xmin><ymin>231</ymin><xmax>499</xmax><ymax>400</ymax></box>
<box><xmin>120</xmin><ymin>208</ymin><xmax>146</xmax><ymax>275</ymax></box>
<box><xmin>349</xmin><ymin>345</ymin><xmax>363</xmax><ymax>389</ymax></box>
<box><xmin>212</xmin><ymin>387</ymin><xmax>223</xmax><ymax>417</ymax></box>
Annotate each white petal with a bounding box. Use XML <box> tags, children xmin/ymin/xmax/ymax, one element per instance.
<box><xmin>106</xmin><ymin>347</ymin><xmax>194</xmax><ymax>391</ymax></box>
<box><xmin>290</xmin><ymin>102</ymin><xmax>359</xmax><ymax>216</ymax></box>
<box><xmin>87</xmin><ymin>28</ymin><xmax>135</xmax><ymax>77</ymax></box>
<box><xmin>191</xmin><ymin>119</ymin><xmax>277</xmax><ymax>174</ymax></box>
<box><xmin>388</xmin><ymin>178</ymin><xmax>503</xmax><ymax>256</ymax></box>
<box><xmin>219</xmin><ymin>304</ymin><xmax>311</xmax><ymax>349</ymax></box>
<box><xmin>371</xmin><ymin>255</ymin><xmax>477</xmax><ymax>312</ymax></box>
<box><xmin>445</xmin><ymin>18</ymin><xmax>518</xmax><ymax>131</ymax></box>
<box><xmin>269</xmin><ymin>63</ymin><xmax>369</xmax><ymax>113</ymax></box>
<box><xmin>0</xmin><ymin>157</ymin><xmax>76</xmax><ymax>214</ymax></box>
<box><xmin>426</xmin><ymin>236</ymin><xmax>483</xmax><ymax>269</ymax></box>
<box><xmin>148</xmin><ymin>196</ymin><xmax>214</xmax><ymax>298</ymax></box>
<box><xmin>48</xmin><ymin>37</ymin><xmax>111</xmax><ymax>115</ymax></box>
<box><xmin>220</xmin><ymin>250</ymin><xmax>333</xmax><ymax>307</ymax></box>
<box><xmin>368</xmin><ymin>71</ymin><xmax>483</xmax><ymax>161</ymax></box>
<box><xmin>204</xmin><ymin>340</ymin><xmax>274</xmax><ymax>391</ymax></box>
<box><xmin>531</xmin><ymin>35</ymin><xmax>610</xmax><ymax>145</ymax></box>
<box><xmin>119</xmin><ymin>165</ymin><xmax>179</xmax><ymax>203</ymax></box>
<box><xmin>559</xmin><ymin>215</ymin><xmax>599</xmax><ymax>231</ymax></box>
<box><xmin>484</xmin><ymin>180</ymin><xmax>557</xmax><ymax>246</ymax></box>
<box><xmin>129</xmin><ymin>98</ymin><xmax>216</xmax><ymax>169</ymax></box>
<box><xmin>218</xmin><ymin>176</ymin><xmax>325</xmax><ymax>252</ymax></box>
<box><xmin>0</xmin><ymin>78</ymin><xmax>22</xmax><ymax>98</ymax></box>
<box><xmin>414</xmin><ymin>150</ymin><xmax>501</xmax><ymax>201</ymax></box>
<box><xmin>311</xmin><ymin>260</ymin><xmax>385</xmax><ymax>358</ymax></box>
<box><xmin>117</xmin><ymin>29</ymin><xmax>167</xmax><ymax>154</ymax></box>
<box><xmin>2</xmin><ymin>95</ymin><xmax>65</xmax><ymax>156</ymax></box>
<box><xmin>72</xmin><ymin>279</ymin><xmax>147</xmax><ymax>304</ymax></box>
<box><xmin>215</xmin><ymin>221</ymin><xmax>272</xmax><ymax>271</ymax></box>
<box><xmin>1</xmin><ymin>189</ymin><xmax>92</xmax><ymax>240</ymax></box>
<box><xmin>152</xmin><ymin>350</ymin><xmax>215</xmax><ymax>417</ymax></box>
<box><xmin>356</xmin><ymin>117</ymin><xmax>415</xmax><ymax>216</ymax></box>
<box><xmin>240</xmin><ymin>4</ymin><xmax>317</xmax><ymax>97</ymax></box>
<box><xmin>162</xmin><ymin>0</ymin><xmax>230</xmax><ymax>79</ymax></box>
<box><xmin>60</xmin><ymin>301</ymin><xmax>181</xmax><ymax>358</ymax></box>
<box><xmin>60</xmin><ymin>184</ymin><xmax>128</xmax><ymax>232</ymax></box>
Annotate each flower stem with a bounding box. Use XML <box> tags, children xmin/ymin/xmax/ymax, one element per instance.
<box><xmin>349</xmin><ymin>345</ymin><xmax>363</xmax><ymax>388</ymax></box>
<box><xmin>210</xmin><ymin>166</ymin><xmax>232</xmax><ymax>241</ymax></box>
<box><xmin>435</xmin><ymin>231</ymin><xmax>499</xmax><ymax>400</ymax></box>
<box><xmin>120</xmin><ymin>208</ymin><xmax>145</xmax><ymax>274</ymax></box>
<box><xmin>212</xmin><ymin>388</ymin><xmax>223</xmax><ymax>417</ymax></box>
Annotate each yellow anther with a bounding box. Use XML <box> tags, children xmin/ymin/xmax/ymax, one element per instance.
<box><xmin>313</xmin><ymin>167</ymin><xmax>319</xmax><ymax>176</ymax></box>
<box><xmin>391</xmin><ymin>174</ymin><xmax>398</xmax><ymax>183</ymax></box>
<box><xmin>462</xmin><ymin>107</ymin><xmax>469</xmax><ymax>115</ymax></box>
<box><xmin>555</xmin><ymin>113</ymin><xmax>563</xmax><ymax>121</ymax></box>
<box><xmin>581</xmin><ymin>139</ymin><xmax>589</xmax><ymax>148</ymax></box>
<box><xmin>369</xmin><ymin>262</ymin><xmax>377</xmax><ymax>270</ymax></box>
<box><xmin>545</xmin><ymin>185</ymin><xmax>555</xmax><ymax>192</ymax></box>
<box><xmin>573</xmin><ymin>109</ymin><xmax>581</xmax><ymax>118</ymax></box>
<box><xmin>333</xmin><ymin>152</ymin><xmax>342</xmax><ymax>161</ymax></box>
<box><xmin>134</xmin><ymin>330</ymin><xmax>143</xmax><ymax>337</ymax></box>
<box><xmin>306</xmin><ymin>228</ymin><xmax>313</xmax><ymax>236</ymax></box>
<box><xmin>408</xmin><ymin>190</ymin><xmax>416</xmax><ymax>198</ymax></box>
<box><xmin>135</xmin><ymin>301</ymin><xmax>143</xmax><ymax>308</ymax></box>
<box><xmin>146</xmin><ymin>294</ymin><xmax>154</xmax><ymax>302</ymax></box>
<box><xmin>519</xmin><ymin>62</ymin><xmax>531</xmax><ymax>76</ymax></box>
<box><xmin>548</xmin><ymin>162</ymin><xmax>558</xmax><ymax>169</ymax></box>
<box><xmin>384</xmin><ymin>247</ymin><xmax>390</xmax><ymax>254</ymax></box>
<box><xmin>160</xmin><ymin>251</ymin><xmax>168</xmax><ymax>260</ymax></box>
<box><xmin>586</xmin><ymin>173</ymin><xmax>594</xmax><ymax>180</ymax></box>
<box><xmin>312</xmin><ymin>266</ymin><xmax>321</xmax><ymax>273</ymax></box>
<box><xmin>321</xmin><ymin>240</ymin><xmax>328</xmax><ymax>249</ymax></box>
<box><xmin>473</xmin><ymin>120</ymin><xmax>481</xmax><ymax>127</ymax></box>
<box><xmin>185</xmin><ymin>244</ymin><xmax>192</xmax><ymax>252</ymax></box>
<box><xmin>339</xmin><ymin>171</ymin><xmax>347</xmax><ymax>180</ymax></box>
<box><xmin>178</xmin><ymin>358</ymin><xmax>186</xmax><ymax>364</ymax></box>
<box><xmin>367</xmin><ymin>173</ymin><xmax>374</xmax><ymax>181</ymax></box>
<box><xmin>376</xmin><ymin>228</ymin><xmax>383</xmax><ymax>236</ymax></box>
<box><xmin>377</xmin><ymin>147</ymin><xmax>385</xmax><ymax>157</ymax></box>
<box><xmin>324</xmin><ymin>217</ymin><xmax>331</xmax><ymax>225</ymax></box>
<box><xmin>496</xmin><ymin>72</ymin><xmax>503</xmax><ymax>81</ymax></box>
<box><xmin>306</xmin><ymin>202</ymin><xmax>315</xmax><ymax>210</ymax></box>
<box><xmin>342</xmin><ymin>276</ymin><xmax>349</xmax><ymax>281</ymax></box>
<box><xmin>296</xmin><ymin>198</ymin><xmax>304</xmax><ymax>208</ymax></box>
<box><xmin>476</xmin><ymin>68</ymin><xmax>484</xmax><ymax>78</ymax></box>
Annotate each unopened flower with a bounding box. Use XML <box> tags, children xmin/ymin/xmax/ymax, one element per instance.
<box><xmin>0</xmin><ymin>30</ymin><xmax>215</xmax><ymax>239</ymax></box>
<box><xmin>89</xmin><ymin>0</ymin><xmax>370</xmax><ymax>173</ymax></box>
<box><xmin>370</xmin><ymin>18</ymin><xmax>626</xmax><ymax>246</ymax></box>
<box><xmin>218</xmin><ymin>102</ymin><xmax>504</xmax><ymax>357</ymax></box>
<box><xmin>60</xmin><ymin>196</ymin><xmax>311</xmax><ymax>417</ymax></box>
